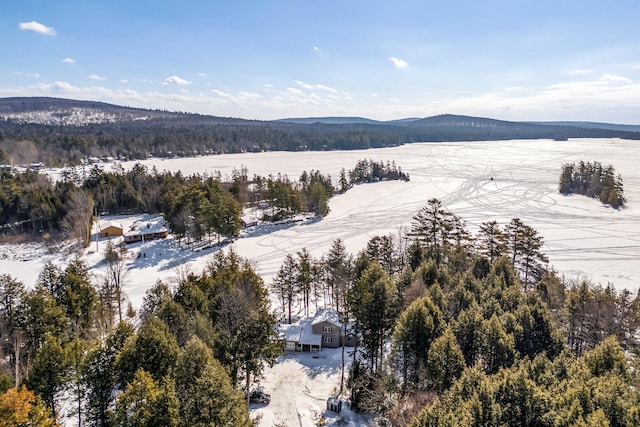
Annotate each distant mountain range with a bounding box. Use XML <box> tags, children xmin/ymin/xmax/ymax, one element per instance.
<box><xmin>1</xmin><ymin>97</ymin><xmax>638</xmax><ymax>133</ymax></box>
<box><xmin>0</xmin><ymin>97</ymin><xmax>638</xmax><ymax>165</ymax></box>
<box><xmin>279</xmin><ymin>115</ymin><xmax>640</xmax><ymax>134</ymax></box>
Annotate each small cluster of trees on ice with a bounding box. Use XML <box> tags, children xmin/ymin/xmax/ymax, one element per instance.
<box><xmin>559</xmin><ymin>160</ymin><xmax>625</xmax><ymax>208</ymax></box>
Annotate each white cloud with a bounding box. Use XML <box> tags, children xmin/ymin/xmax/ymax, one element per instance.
<box><xmin>285</xmin><ymin>87</ymin><xmax>305</xmax><ymax>97</ymax></box>
<box><xmin>49</xmin><ymin>81</ymin><xmax>76</xmax><ymax>92</ymax></box>
<box><xmin>316</xmin><ymin>84</ymin><xmax>337</xmax><ymax>93</ymax></box>
<box><xmin>5</xmin><ymin>69</ymin><xmax>640</xmax><ymax>123</ymax></box>
<box><xmin>89</xmin><ymin>74</ymin><xmax>106</xmax><ymax>81</ymax></box>
<box><xmin>313</xmin><ymin>46</ymin><xmax>320</xmax><ymax>52</ymax></box>
<box><xmin>211</xmin><ymin>89</ymin><xmax>233</xmax><ymax>99</ymax></box>
<box><xmin>120</xmin><ymin>79</ymin><xmax>129</xmax><ymax>83</ymax></box>
<box><xmin>341</xmin><ymin>92</ymin><xmax>356</xmax><ymax>101</ymax></box>
<box><xmin>61</xmin><ymin>57</ymin><xmax>76</xmax><ymax>64</ymax></box>
<box><xmin>211</xmin><ymin>89</ymin><xmax>262</xmax><ymax>104</ymax></box>
<box><xmin>19</xmin><ymin>21</ymin><xmax>56</xmax><ymax>36</ymax></box>
<box><xmin>197</xmin><ymin>73</ymin><xmax>207</xmax><ymax>77</ymax></box>
<box><xmin>389</xmin><ymin>56</ymin><xmax>408</xmax><ymax>69</ymax></box>
<box><xmin>294</xmin><ymin>80</ymin><xmax>337</xmax><ymax>92</ymax></box>
<box><xmin>164</xmin><ymin>75</ymin><xmax>191</xmax><ymax>85</ymax></box>
<box><xmin>599</xmin><ymin>73</ymin><xmax>633</xmax><ymax>83</ymax></box>
<box><xmin>14</xmin><ymin>71</ymin><xmax>40</xmax><ymax>79</ymax></box>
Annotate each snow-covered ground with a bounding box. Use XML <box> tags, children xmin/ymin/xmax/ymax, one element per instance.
<box><xmin>253</xmin><ymin>348</ymin><xmax>368</xmax><ymax>427</ymax></box>
<box><xmin>1</xmin><ymin>138</ymin><xmax>639</xmax><ymax>426</ymax></box>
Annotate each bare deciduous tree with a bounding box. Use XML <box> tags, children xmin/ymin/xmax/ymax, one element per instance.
<box><xmin>61</xmin><ymin>189</ymin><xmax>94</xmax><ymax>248</ymax></box>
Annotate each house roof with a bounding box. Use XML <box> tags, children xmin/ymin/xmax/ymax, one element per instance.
<box><xmin>279</xmin><ymin>324</ymin><xmax>302</xmax><ymax>343</ymax></box>
<box><xmin>100</xmin><ymin>221</ymin><xmax>123</xmax><ymax>231</ymax></box>
<box><xmin>278</xmin><ymin>318</ymin><xmax>322</xmax><ymax>346</ymax></box>
<box><xmin>241</xmin><ymin>214</ymin><xmax>258</xmax><ymax>224</ymax></box>
<box><xmin>299</xmin><ymin>318</ymin><xmax>322</xmax><ymax>346</ymax></box>
<box><xmin>311</xmin><ymin>308</ymin><xmax>342</xmax><ymax>327</ymax></box>
<box><xmin>124</xmin><ymin>216</ymin><xmax>167</xmax><ymax>237</ymax></box>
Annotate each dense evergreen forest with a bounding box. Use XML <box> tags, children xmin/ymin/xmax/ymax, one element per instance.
<box><xmin>559</xmin><ymin>161</ymin><xmax>625</xmax><ymax>208</ymax></box>
<box><xmin>0</xmin><ymin>158</ymin><xmax>408</xmax><ymax>246</ymax></box>
<box><xmin>2</xmin><ymin>196</ymin><xmax>639</xmax><ymax>426</ymax></box>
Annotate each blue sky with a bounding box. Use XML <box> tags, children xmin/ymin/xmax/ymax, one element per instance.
<box><xmin>3</xmin><ymin>1</ymin><xmax>640</xmax><ymax>122</ymax></box>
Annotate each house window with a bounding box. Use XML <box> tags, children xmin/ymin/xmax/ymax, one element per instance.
<box><xmin>323</xmin><ymin>336</ymin><xmax>332</xmax><ymax>343</ymax></box>
<box><xmin>323</xmin><ymin>326</ymin><xmax>332</xmax><ymax>333</ymax></box>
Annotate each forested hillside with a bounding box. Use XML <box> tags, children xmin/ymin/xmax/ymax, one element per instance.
<box><xmin>2</xmin><ymin>97</ymin><xmax>640</xmax><ymax>167</ymax></box>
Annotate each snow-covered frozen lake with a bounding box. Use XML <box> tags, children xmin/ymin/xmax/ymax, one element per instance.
<box><xmin>2</xmin><ymin>138</ymin><xmax>639</xmax><ymax>304</ymax></box>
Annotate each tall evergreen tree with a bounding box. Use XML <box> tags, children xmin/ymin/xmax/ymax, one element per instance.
<box><xmin>426</xmin><ymin>328</ymin><xmax>465</xmax><ymax>393</ymax></box>
<box><xmin>348</xmin><ymin>262</ymin><xmax>399</xmax><ymax>372</ymax></box>
<box><xmin>116</xmin><ymin>316</ymin><xmax>179</xmax><ymax>385</ymax></box>
<box><xmin>175</xmin><ymin>337</ymin><xmax>252</xmax><ymax>427</ymax></box>
<box><xmin>114</xmin><ymin>370</ymin><xmax>179</xmax><ymax>427</ymax></box>
<box><xmin>324</xmin><ymin>238</ymin><xmax>352</xmax><ymax>313</ymax></box>
<box><xmin>297</xmin><ymin>248</ymin><xmax>314</xmax><ymax>318</ymax></box>
<box><xmin>210</xmin><ymin>251</ymin><xmax>281</xmax><ymax>397</ymax></box>
<box><xmin>477</xmin><ymin>220</ymin><xmax>507</xmax><ymax>263</ymax></box>
<box><xmin>393</xmin><ymin>295</ymin><xmax>444</xmax><ymax>393</ymax></box>
<box><xmin>272</xmin><ymin>254</ymin><xmax>298</xmax><ymax>324</ymax></box>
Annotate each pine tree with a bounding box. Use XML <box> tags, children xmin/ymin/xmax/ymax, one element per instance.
<box><xmin>114</xmin><ymin>370</ymin><xmax>179</xmax><ymax>427</ymax></box>
<box><xmin>116</xmin><ymin>316</ymin><xmax>179</xmax><ymax>385</ymax></box>
<box><xmin>348</xmin><ymin>262</ymin><xmax>399</xmax><ymax>372</ymax></box>
<box><xmin>426</xmin><ymin>328</ymin><xmax>465</xmax><ymax>393</ymax></box>
<box><xmin>297</xmin><ymin>248</ymin><xmax>313</xmax><ymax>317</ymax></box>
<box><xmin>506</xmin><ymin>218</ymin><xmax>524</xmax><ymax>269</ymax></box>
<box><xmin>175</xmin><ymin>337</ymin><xmax>252</xmax><ymax>427</ymax></box>
<box><xmin>27</xmin><ymin>335</ymin><xmax>68</xmax><ymax>418</ymax></box>
<box><xmin>410</xmin><ymin>199</ymin><xmax>452</xmax><ymax>265</ymax></box>
<box><xmin>518</xmin><ymin>224</ymin><xmax>548</xmax><ymax>291</ymax></box>
<box><xmin>339</xmin><ymin>167</ymin><xmax>350</xmax><ymax>193</ymax></box>
<box><xmin>84</xmin><ymin>322</ymin><xmax>134</xmax><ymax>427</ymax></box>
<box><xmin>210</xmin><ymin>252</ymin><xmax>281</xmax><ymax>395</ymax></box>
<box><xmin>559</xmin><ymin>163</ymin><xmax>574</xmax><ymax>194</ymax></box>
<box><xmin>272</xmin><ymin>254</ymin><xmax>298</xmax><ymax>323</ymax></box>
<box><xmin>324</xmin><ymin>238</ymin><xmax>352</xmax><ymax>313</ymax></box>
<box><xmin>453</xmin><ymin>304</ymin><xmax>485</xmax><ymax>366</ymax></box>
<box><xmin>393</xmin><ymin>295</ymin><xmax>444</xmax><ymax>393</ymax></box>
<box><xmin>0</xmin><ymin>275</ymin><xmax>27</xmax><ymax>387</ymax></box>
<box><xmin>477</xmin><ymin>220</ymin><xmax>507</xmax><ymax>263</ymax></box>
<box><xmin>481</xmin><ymin>314</ymin><xmax>515</xmax><ymax>374</ymax></box>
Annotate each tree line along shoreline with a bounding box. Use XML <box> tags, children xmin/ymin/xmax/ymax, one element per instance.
<box><xmin>0</xmin><ymin>158</ymin><xmax>408</xmax><ymax>246</ymax></box>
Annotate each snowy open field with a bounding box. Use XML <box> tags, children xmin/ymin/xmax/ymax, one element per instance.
<box><xmin>1</xmin><ymin>138</ymin><xmax>639</xmax><ymax>426</ymax></box>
